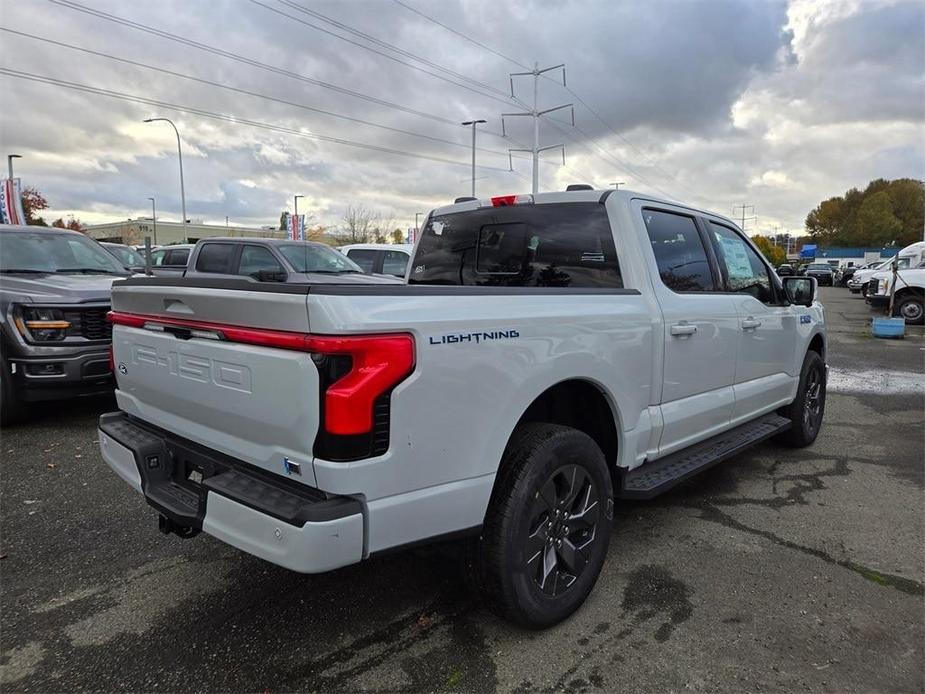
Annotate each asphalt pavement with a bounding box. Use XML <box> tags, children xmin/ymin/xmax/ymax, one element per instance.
<box><xmin>1</xmin><ymin>286</ymin><xmax>922</xmax><ymax>693</ymax></box>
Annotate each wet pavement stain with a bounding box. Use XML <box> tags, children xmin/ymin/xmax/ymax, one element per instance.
<box><xmin>620</xmin><ymin>565</ymin><xmax>694</xmax><ymax>642</ymax></box>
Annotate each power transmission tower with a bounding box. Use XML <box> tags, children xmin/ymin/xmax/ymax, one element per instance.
<box><xmin>502</xmin><ymin>62</ymin><xmax>574</xmax><ymax>194</ymax></box>
<box><xmin>732</xmin><ymin>204</ymin><xmax>757</xmax><ymax>233</ymax></box>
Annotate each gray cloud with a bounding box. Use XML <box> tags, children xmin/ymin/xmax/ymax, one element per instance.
<box><xmin>0</xmin><ymin>0</ymin><xmax>921</xmax><ymax>235</ymax></box>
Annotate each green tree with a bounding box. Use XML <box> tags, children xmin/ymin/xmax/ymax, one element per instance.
<box><xmin>805</xmin><ymin>178</ymin><xmax>924</xmax><ymax>247</ymax></box>
<box><xmin>390</xmin><ymin>228</ymin><xmax>404</xmax><ymax>244</ymax></box>
<box><xmin>856</xmin><ymin>192</ymin><xmax>902</xmax><ymax>247</ymax></box>
<box><xmin>279</xmin><ymin>212</ymin><xmax>287</xmax><ymax>231</ymax></box>
<box><xmin>752</xmin><ymin>235</ymin><xmax>786</xmax><ymax>266</ymax></box>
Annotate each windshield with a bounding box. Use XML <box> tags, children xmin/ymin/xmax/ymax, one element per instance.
<box><xmin>0</xmin><ymin>231</ymin><xmax>127</xmax><ymax>274</ymax></box>
<box><xmin>105</xmin><ymin>244</ymin><xmax>146</xmax><ymax>268</ymax></box>
<box><xmin>278</xmin><ymin>243</ymin><xmax>363</xmax><ymax>273</ymax></box>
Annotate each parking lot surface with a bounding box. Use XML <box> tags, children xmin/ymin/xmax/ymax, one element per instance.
<box><xmin>1</xmin><ymin>287</ymin><xmax>922</xmax><ymax>693</ymax></box>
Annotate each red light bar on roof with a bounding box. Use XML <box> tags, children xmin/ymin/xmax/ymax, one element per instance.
<box><xmin>487</xmin><ymin>194</ymin><xmax>534</xmax><ymax>207</ymax></box>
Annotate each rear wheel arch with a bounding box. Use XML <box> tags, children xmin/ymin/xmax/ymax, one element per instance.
<box><xmin>489</xmin><ymin>379</ymin><xmax>621</xmax><ymax>501</ymax></box>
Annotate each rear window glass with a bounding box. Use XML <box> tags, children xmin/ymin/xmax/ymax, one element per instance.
<box><xmin>166</xmin><ymin>248</ymin><xmax>191</xmax><ymax>267</ymax></box>
<box><xmin>345</xmin><ymin>249</ymin><xmax>378</xmax><ymax>272</ymax></box>
<box><xmin>195</xmin><ymin>244</ymin><xmax>235</xmax><ymax>273</ymax></box>
<box><xmin>409</xmin><ymin>203</ymin><xmax>622</xmax><ymax>287</ymax></box>
<box><xmin>381</xmin><ymin>250</ymin><xmax>409</xmax><ymax>276</ymax></box>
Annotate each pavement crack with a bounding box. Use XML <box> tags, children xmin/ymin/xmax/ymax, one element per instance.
<box><xmin>690</xmin><ymin>502</ymin><xmax>924</xmax><ymax>597</ymax></box>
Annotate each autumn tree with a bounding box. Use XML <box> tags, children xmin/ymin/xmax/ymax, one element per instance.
<box><xmin>391</xmin><ymin>228</ymin><xmax>405</xmax><ymax>244</ymax></box>
<box><xmin>21</xmin><ymin>186</ymin><xmax>49</xmax><ymax>226</ymax></box>
<box><xmin>51</xmin><ymin>216</ymin><xmax>85</xmax><ymax>232</ymax></box>
<box><xmin>805</xmin><ymin>179</ymin><xmax>924</xmax><ymax>247</ymax></box>
<box><xmin>751</xmin><ymin>235</ymin><xmax>786</xmax><ymax>266</ymax></box>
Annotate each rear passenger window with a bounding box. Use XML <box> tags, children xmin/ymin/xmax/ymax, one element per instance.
<box><xmin>238</xmin><ymin>245</ymin><xmax>283</xmax><ymax>276</ymax></box>
<box><xmin>195</xmin><ymin>244</ymin><xmax>234</xmax><ymax>273</ymax></box>
<box><xmin>708</xmin><ymin>222</ymin><xmax>774</xmax><ymax>304</ymax></box>
<box><xmin>410</xmin><ymin>203</ymin><xmax>622</xmax><ymax>288</ymax></box>
<box><xmin>346</xmin><ymin>249</ymin><xmax>377</xmax><ymax>273</ymax></box>
<box><xmin>167</xmin><ymin>248</ymin><xmax>191</xmax><ymax>267</ymax></box>
<box><xmin>642</xmin><ymin>209</ymin><xmax>714</xmax><ymax>292</ymax></box>
<box><xmin>381</xmin><ymin>250</ymin><xmax>409</xmax><ymax>276</ymax></box>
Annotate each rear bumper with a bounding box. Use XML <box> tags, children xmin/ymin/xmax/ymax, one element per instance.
<box><xmin>98</xmin><ymin>412</ymin><xmax>364</xmax><ymax>573</ymax></box>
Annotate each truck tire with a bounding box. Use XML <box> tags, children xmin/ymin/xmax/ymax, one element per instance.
<box><xmin>776</xmin><ymin>350</ymin><xmax>826</xmax><ymax>448</ymax></box>
<box><xmin>893</xmin><ymin>294</ymin><xmax>924</xmax><ymax>325</ymax></box>
<box><xmin>860</xmin><ymin>282</ymin><xmax>870</xmax><ymax>298</ymax></box>
<box><xmin>476</xmin><ymin>423</ymin><xmax>613</xmax><ymax>628</ymax></box>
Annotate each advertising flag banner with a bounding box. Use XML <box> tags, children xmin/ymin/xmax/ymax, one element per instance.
<box><xmin>0</xmin><ymin>178</ymin><xmax>26</xmax><ymax>225</ymax></box>
<box><xmin>289</xmin><ymin>213</ymin><xmax>305</xmax><ymax>241</ymax></box>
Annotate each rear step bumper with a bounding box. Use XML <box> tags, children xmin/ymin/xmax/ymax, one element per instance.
<box><xmin>98</xmin><ymin>412</ymin><xmax>364</xmax><ymax>573</ymax></box>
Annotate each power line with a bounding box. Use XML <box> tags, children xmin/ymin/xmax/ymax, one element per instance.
<box><xmin>545</xmin><ymin>118</ymin><xmax>677</xmax><ymax>200</ymax></box>
<box><xmin>392</xmin><ymin>0</ymin><xmax>531</xmax><ymax>71</ymax></box>
<box><xmin>0</xmin><ymin>26</ymin><xmax>523</xmax><ymax>162</ymax></box>
<box><xmin>250</xmin><ymin>0</ymin><xmax>516</xmax><ymax>109</ymax></box>
<box><xmin>274</xmin><ymin>0</ymin><xmax>510</xmax><ymax>99</ymax></box>
<box><xmin>47</xmin><ymin>0</ymin><xmax>506</xmax><ymax>136</ymax></box>
<box><xmin>0</xmin><ymin>67</ymin><xmax>517</xmax><ymax>173</ymax></box>
<box><xmin>388</xmin><ymin>0</ymin><xmax>699</xmax><ymax>198</ymax></box>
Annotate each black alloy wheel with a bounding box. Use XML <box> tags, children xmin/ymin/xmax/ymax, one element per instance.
<box><xmin>524</xmin><ymin>464</ymin><xmax>601</xmax><ymax>597</ymax></box>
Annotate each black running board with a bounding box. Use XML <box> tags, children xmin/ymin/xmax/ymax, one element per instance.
<box><xmin>619</xmin><ymin>413</ymin><xmax>790</xmax><ymax>500</ymax></box>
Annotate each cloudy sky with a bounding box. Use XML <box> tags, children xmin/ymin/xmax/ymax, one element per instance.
<box><xmin>0</xmin><ymin>0</ymin><xmax>922</xmax><ymax>235</ymax></box>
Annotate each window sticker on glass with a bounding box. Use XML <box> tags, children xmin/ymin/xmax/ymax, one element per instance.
<box><xmin>719</xmin><ymin>236</ymin><xmax>752</xmax><ymax>280</ymax></box>
<box><xmin>432</xmin><ymin>221</ymin><xmax>445</xmax><ymax>236</ymax></box>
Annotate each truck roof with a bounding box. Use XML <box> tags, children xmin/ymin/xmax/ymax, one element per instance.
<box><xmin>429</xmin><ymin>188</ymin><xmax>740</xmax><ymax>229</ymax></box>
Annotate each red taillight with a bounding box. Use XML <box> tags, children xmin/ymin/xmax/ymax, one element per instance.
<box><xmin>106</xmin><ymin>311</ymin><xmax>415</xmax><ymax>436</ymax></box>
<box><xmin>308</xmin><ymin>335</ymin><xmax>414</xmax><ymax>435</ymax></box>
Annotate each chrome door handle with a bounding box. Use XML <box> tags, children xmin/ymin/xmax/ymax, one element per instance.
<box><xmin>670</xmin><ymin>323</ymin><xmax>698</xmax><ymax>336</ymax></box>
<box><xmin>741</xmin><ymin>318</ymin><xmax>762</xmax><ymax>330</ymax></box>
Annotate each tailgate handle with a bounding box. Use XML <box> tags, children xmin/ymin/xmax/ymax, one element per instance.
<box><xmin>164</xmin><ymin>299</ymin><xmax>194</xmax><ymax>315</ymax></box>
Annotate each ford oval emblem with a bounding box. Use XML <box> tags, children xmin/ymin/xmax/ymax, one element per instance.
<box><xmin>118</xmin><ymin>363</ymin><xmax>128</xmax><ymax>375</ymax></box>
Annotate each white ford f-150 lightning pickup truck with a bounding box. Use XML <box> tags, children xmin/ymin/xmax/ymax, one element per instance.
<box><xmin>99</xmin><ymin>189</ymin><xmax>827</xmax><ymax>627</ymax></box>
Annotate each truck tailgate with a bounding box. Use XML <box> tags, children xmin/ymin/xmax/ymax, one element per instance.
<box><xmin>109</xmin><ymin>283</ymin><xmax>319</xmax><ymax>483</ymax></box>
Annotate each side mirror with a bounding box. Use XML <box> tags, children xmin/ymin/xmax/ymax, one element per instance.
<box><xmin>783</xmin><ymin>276</ymin><xmax>816</xmax><ymax>307</ymax></box>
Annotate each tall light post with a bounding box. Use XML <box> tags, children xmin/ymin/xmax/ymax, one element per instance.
<box><xmin>143</xmin><ymin>117</ymin><xmax>187</xmax><ymax>243</ymax></box>
<box><xmin>7</xmin><ymin>154</ymin><xmax>22</xmax><ymax>179</ymax></box>
<box><xmin>293</xmin><ymin>194</ymin><xmax>304</xmax><ymax>240</ymax></box>
<box><xmin>147</xmin><ymin>197</ymin><xmax>157</xmax><ymax>245</ymax></box>
<box><xmin>461</xmin><ymin>119</ymin><xmax>486</xmax><ymax>197</ymax></box>
<box><xmin>611</xmin><ymin>181</ymin><xmax>625</xmax><ymax>190</ymax></box>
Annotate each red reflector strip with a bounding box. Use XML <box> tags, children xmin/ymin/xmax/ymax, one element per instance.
<box><xmin>107</xmin><ymin>311</ymin><xmax>415</xmax><ymax>436</ymax></box>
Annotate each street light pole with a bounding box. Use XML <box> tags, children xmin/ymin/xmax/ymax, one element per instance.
<box><xmin>7</xmin><ymin>154</ymin><xmax>21</xmax><ymax>179</ymax></box>
<box><xmin>461</xmin><ymin>119</ymin><xmax>486</xmax><ymax>197</ymax></box>
<box><xmin>611</xmin><ymin>181</ymin><xmax>625</xmax><ymax>190</ymax></box>
<box><xmin>148</xmin><ymin>197</ymin><xmax>157</xmax><ymax>245</ymax></box>
<box><xmin>143</xmin><ymin>118</ymin><xmax>187</xmax><ymax>243</ymax></box>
